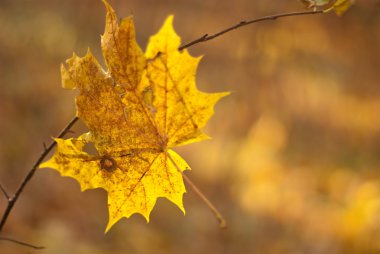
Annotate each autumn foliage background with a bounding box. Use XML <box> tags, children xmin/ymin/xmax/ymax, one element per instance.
<box><xmin>1</xmin><ymin>0</ymin><xmax>380</xmax><ymax>253</ymax></box>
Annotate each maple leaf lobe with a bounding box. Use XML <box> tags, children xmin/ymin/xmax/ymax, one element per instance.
<box><xmin>143</xmin><ymin>16</ymin><xmax>229</xmax><ymax>148</ymax></box>
<box><xmin>102</xmin><ymin>0</ymin><xmax>146</xmax><ymax>90</ymax></box>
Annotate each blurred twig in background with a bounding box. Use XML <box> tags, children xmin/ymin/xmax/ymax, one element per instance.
<box><xmin>0</xmin><ymin>236</ymin><xmax>45</xmax><ymax>250</ymax></box>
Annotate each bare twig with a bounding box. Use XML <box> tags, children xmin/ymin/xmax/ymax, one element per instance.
<box><xmin>179</xmin><ymin>10</ymin><xmax>323</xmax><ymax>50</ymax></box>
<box><xmin>0</xmin><ymin>116</ymin><xmax>79</xmax><ymax>231</ymax></box>
<box><xmin>0</xmin><ymin>236</ymin><xmax>45</xmax><ymax>249</ymax></box>
<box><xmin>167</xmin><ymin>152</ymin><xmax>227</xmax><ymax>229</ymax></box>
<box><xmin>42</xmin><ymin>142</ymin><xmax>47</xmax><ymax>152</ymax></box>
<box><xmin>0</xmin><ymin>183</ymin><xmax>10</xmax><ymax>200</ymax></box>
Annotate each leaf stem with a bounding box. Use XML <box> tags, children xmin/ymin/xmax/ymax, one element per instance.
<box><xmin>179</xmin><ymin>10</ymin><xmax>323</xmax><ymax>50</ymax></box>
<box><xmin>0</xmin><ymin>116</ymin><xmax>79</xmax><ymax>232</ymax></box>
<box><xmin>182</xmin><ymin>173</ymin><xmax>227</xmax><ymax>229</ymax></box>
<box><xmin>167</xmin><ymin>152</ymin><xmax>227</xmax><ymax>229</ymax></box>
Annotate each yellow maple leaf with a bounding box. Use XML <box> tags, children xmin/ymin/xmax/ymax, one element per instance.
<box><xmin>40</xmin><ymin>0</ymin><xmax>228</xmax><ymax>232</ymax></box>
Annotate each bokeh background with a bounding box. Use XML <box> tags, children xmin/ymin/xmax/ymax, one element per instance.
<box><xmin>1</xmin><ymin>0</ymin><xmax>380</xmax><ymax>253</ymax></box>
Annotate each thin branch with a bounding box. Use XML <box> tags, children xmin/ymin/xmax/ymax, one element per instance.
<box><xmin>167</xmin><ymin>152</ymin><xmax>227</xmax><ymax>229</ymax></box>
<box><xmin>0</xmin><ymin>183</ymin><xmax>10</xmax><ymax>200</ymax></box>
<box><xmin>179</xmin><ymin>10</ymin><xmax>324</xmax><ymax>50</ymax></box>
<box><xmin>0</xmin><ymin>116</ymin><xmax>79</xmax><ymax>231</ymax></box>
<box><xmin>42</xmin><ymin>142</ymin><xmax>47</xmax><ymax>152</ymax></box>
<box><xmin>0</xmin><ymin>236</ymin><xmax>44</xmax><ymax>250</ymax></box>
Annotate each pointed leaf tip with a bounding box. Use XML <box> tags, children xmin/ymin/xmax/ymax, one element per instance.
<box><xmin>102</xmin><ymin>0</ymin><xmax>113</xmax><ymax>11</ymax></box>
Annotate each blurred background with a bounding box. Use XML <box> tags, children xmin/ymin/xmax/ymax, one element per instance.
<box><xmin>1</xmin><ymin>0</ymin><xmax>380</xmax><ymax>253</ymax></box>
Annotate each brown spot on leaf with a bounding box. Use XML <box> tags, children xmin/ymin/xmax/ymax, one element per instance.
<box><xmin>100</xmin><ymin>155</ymin><xmax>117</xmax><ymax>172</ymax></box>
